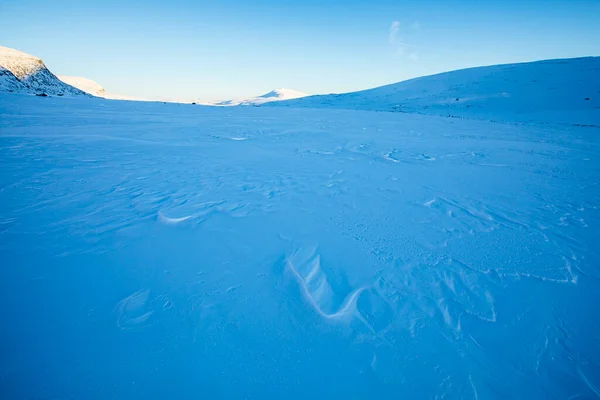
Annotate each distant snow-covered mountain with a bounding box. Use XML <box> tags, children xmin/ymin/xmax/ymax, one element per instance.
<box><xmin>265</xmin><ymin>57</ymin><xmax>600</xmax><ymax>125</ymax></box>
<box><xmin>210</xmin><ymin>88</ymin><xmax>308</xmax><ymax>106</ymax></box>
<box><xmin>58</xmin><ymin>74</ymin><xmax>177</xmax><ymax>102</ymax></box>
<box><xmin>0</xmin><ymin>46</ymin><xmax>89</xmax><ymax>97</ymax></box>
<box><xmin>58</xmin><ymin>75</ymin><xmax>106</xmax><ymax>97</ymax></box>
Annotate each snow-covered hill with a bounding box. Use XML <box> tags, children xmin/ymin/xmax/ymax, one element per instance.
<box><xmin>58</xmin><ymin>75</ymin><xmax>106</xmax><ymax>97</ymax></box>
<box><xmin>210</xmin><ymin>88</ymin><xmax>308</xmax><ymax>106</ymax></box>
<box><xmin>266</xmin><ymin>57</ymin><xmax>600</xmax><ymax>125</ymax></box>
<box><xmin>0</xmin><ymin>46</ymin><xmax>88</xmax><ymax>96</ymax></box>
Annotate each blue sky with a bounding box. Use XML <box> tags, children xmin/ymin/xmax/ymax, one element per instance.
<box><xmin>1</xmin><ymin>0</ymin><xmax>599</xmax><ymax>101</ymax></box>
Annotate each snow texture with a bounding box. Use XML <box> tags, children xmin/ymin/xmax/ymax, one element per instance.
<box><xmin>0</xmin><ymin>46</ymin><xmax>88</xmax><ymax>97</ymax></box>
<box><xmin>58</xmin><ymin>75</ymin><xmax>107</xmax><ymax>97</ymax></box>
<box><xmin>266</xmin><ymin>57</ymin><xmax>600</xmax><ymax>126</ymax></box>
<box><xmin>0</xmin><ymin>58</ymin><xmax>599</xmax><ymax>399</ymax></box>
<box><xmin>210</xmin><ymin>88</ymin><xmax>309</xmax><ymax>106</ymax></box>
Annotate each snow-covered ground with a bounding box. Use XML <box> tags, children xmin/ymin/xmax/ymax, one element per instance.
<box><xmin>266</xmin><ymin>57</ymin><xmax>600</xmax><ymax>126</ymax></box>
<box><xmin>209</xmin><ymin>88</ymin><xmax>309</xmax><ymax>106</ymax></box>
<box><xmin>0</xmin><ymin>92</ymin><xmax>598</xmax><ymax>399</ymax></box>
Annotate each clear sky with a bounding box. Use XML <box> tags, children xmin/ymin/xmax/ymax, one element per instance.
<box><xmin>1</xmin><ymin>0</ymin><xmax>599</xmax><ymax>101</ymax></box>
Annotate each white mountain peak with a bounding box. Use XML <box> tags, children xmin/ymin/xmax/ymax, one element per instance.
<box><xmin>209</xmin><ymin>88</ymin><xmax>309</xmax><ymax>106</ymax></box>
<box><xmin>0</xmin><ymin>45</ymin><xmax>45</xmax><ymax>80</ymax></box>
<box><xmin>258</xmin><ymin>88</ymin><xmax>308</xmax><ymax>99</ymax></box>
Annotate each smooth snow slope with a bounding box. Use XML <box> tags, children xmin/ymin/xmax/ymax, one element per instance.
<box><xmin>266</xmin><ymin>57</ymin><xmax>600</xmax><ymax>125</ymax></box>
<box><xmin>0</xmin><ymin>46</ymin><xmax>88</xmax><ymax>96</ymax></box>
<box><xmin>211</xmin><ymin>88</ymin><xmax>309</xmax><ymax>106</ymax></box>
<box><xmin>58</xmin><ymin>75</ymin><xmax>107</xmax><ymax>97</ymax></box>
<box><xmin>0</xmin><ymin>94</ymin><xmax>599</xmax><ymax>399</ymax></box>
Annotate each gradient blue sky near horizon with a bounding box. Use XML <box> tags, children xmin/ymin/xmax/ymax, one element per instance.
<box><xmin>1</xmin><ymin>0</ymin><xmax>599</xmax><ymax>101</ymax></box>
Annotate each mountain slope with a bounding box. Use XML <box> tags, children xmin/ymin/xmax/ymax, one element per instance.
<box><xmin>266</xmin><ymin>57</ymin><xmax>600</xmax><ymax>125</ymax></box>
<box><xmin>0</xmin><ymin>46</ymin><xmax>88</xmax><ymax>96</ymax></box>
<box><xmin>211</xmin><ymin>88</ymin><xmax>308</xmax><ymax>106</ymax></box>
<box><xmin>0</xmin><ymin>66</ymin><xmax>28</xmax><ymax>93</ymax></box>
<box><xmin>58</xmin><ymin>75</ymin><xmax>106</xmax><ymax>97</ymax></box>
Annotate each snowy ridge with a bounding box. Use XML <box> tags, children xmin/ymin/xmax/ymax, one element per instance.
<box><xmin>0</xmin><ymin>46</ymin><xmax>88</xmax><ymax>96</ymax></box>
<box><xmin>58</xmin><ymin>75</ymin><xmax>106</xmax><ymax>97</ymax></box>
<box><xmin>266</xmin><ymin>57</ymin><xmax>600</xmax><ymax>125</ymax></box>
<box><xmin>210</xmin><ymin>88</ymin><xmax>308</xmax><ymax>106</ymax></box>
